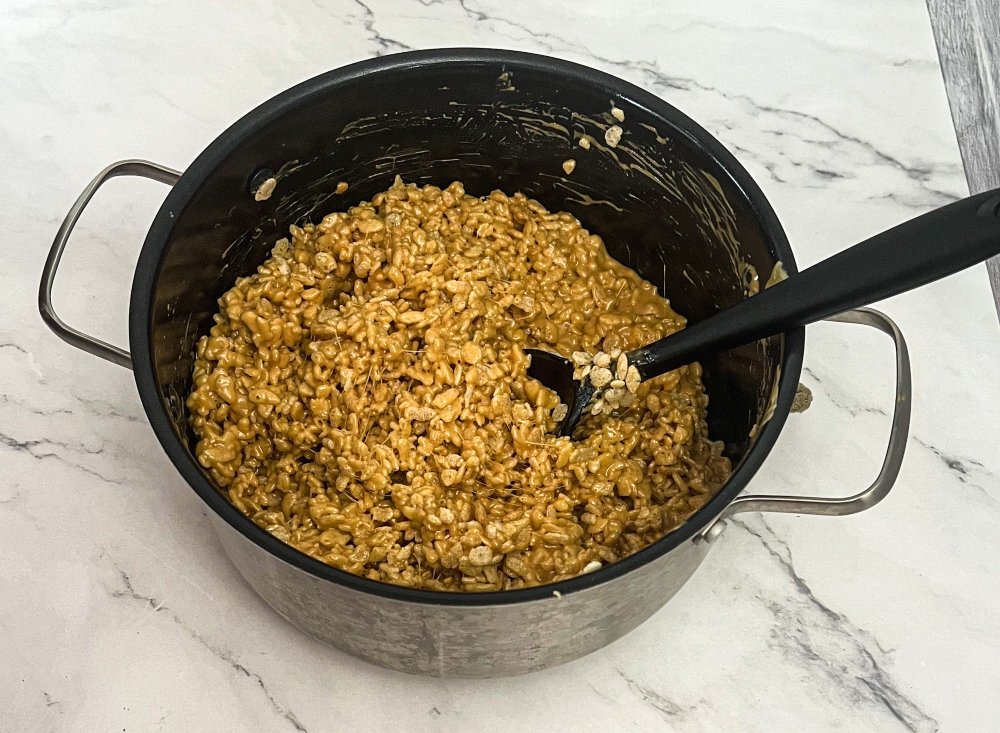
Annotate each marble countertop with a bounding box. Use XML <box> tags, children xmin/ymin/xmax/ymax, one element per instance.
<box><xmin>3</xmin><ymin>0</ymin><xmax>999</xmax><ymax>731</ymax></box>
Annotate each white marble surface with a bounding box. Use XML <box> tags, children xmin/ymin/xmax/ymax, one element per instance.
<box><xmin>2</xmin><ymin>0</ymin><xmax>999</xmax><ymax>731</ymax></box>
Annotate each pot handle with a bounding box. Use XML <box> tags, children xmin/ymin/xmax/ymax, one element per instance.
<box><xmin>697</xmin><ymin>307</ymin><xmax>911</xmax><ymax>543</ymax></box>
<box><xmin>38</xmin><ymin>159</ymin><xmax>181</xmax><ymax>370</ymax></box>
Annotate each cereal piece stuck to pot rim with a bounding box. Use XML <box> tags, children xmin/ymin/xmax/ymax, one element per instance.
<box><xmin>254</xmin><ymin>177</ymin><xmax>277</xmax><ymax>202</ymax></box>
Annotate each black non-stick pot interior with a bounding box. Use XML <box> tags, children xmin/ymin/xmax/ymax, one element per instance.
<box><xmin>144</xmin><ymin>53</ymin><xmax>788</xmax><ymax>486</ymax></box>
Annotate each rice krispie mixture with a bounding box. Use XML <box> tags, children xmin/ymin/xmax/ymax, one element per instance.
<box><xmin>187</xmin><ymin>178</ymin><xmax>730</xmax><ymax>591</ymax></box>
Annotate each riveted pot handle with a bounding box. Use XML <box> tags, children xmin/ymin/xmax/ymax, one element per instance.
<box><xmin>698</xmin><ymin>307</ymin><xmax>911</xmax><ymax>543</ymax></box>
<box><xmin>39</xmin><ymin>160</ymin><xmax>181</xmax><ymax>370</ymax></box>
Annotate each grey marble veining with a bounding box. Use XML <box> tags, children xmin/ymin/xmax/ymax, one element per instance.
<box><xmin>2</xmin><ymin>0</ymin><xmax>999</xmax><ymax>731</ymax></box>
<box><xmin>927</xmin><ymin>0</ymin><xmax>1000</xmax><ymax>316</ymax></box>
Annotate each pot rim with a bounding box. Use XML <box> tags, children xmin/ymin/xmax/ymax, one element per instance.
<box><xmin>130</xmin><ymin>48</ymin><xmax>805</xmax><ymax>607</ymax></box>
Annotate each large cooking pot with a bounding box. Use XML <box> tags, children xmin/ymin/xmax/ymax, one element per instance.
<box><xmin>39</xmin><ymin>49</ymin><xmax>910</xmax><ymax>677</ymax></box>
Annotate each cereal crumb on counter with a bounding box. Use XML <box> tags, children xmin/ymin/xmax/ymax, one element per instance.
<box><xmin>611</xmin><ymin>106</ymin><xmax>625</xmax><ymax>122</ymax></box>
<box><xmin>562</xmin><ymin>158</ymin><xmax>577</xmax><ymax>175</ymax></box>
<box><xmin>578</xmin><ymin>136</ymin><xmax>591</xmax><ymax>150</ymax></box>
<box><xmin>335</xmin><ymin>181</ymin><xmax>349</xmax><ymax>194</ymax></box>
<box><xmin>605</xmin><ymin>125</ymin><xmax>623</xmax><ymax>148</ymax></box>
<box><xmin>791</xmin><ymin>383</ymin><xmax>813</xmax><ymax>413</ymax></box>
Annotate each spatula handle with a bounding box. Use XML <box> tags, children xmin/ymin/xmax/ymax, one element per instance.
<box><xmin>630</xmin><ymin>187</ymin><xmax>1000</xmax><ymax>379</ymax></box>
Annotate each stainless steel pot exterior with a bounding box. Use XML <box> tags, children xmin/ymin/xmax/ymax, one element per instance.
<box><xmin>211</xmin><ymin>512</ymin><xmax>711</xmax><ymax>677</ymax></box>
<box><xmin>126</xmin><ymin>50</ymin><xmax>806</xmax><ymax>677</ymax></box>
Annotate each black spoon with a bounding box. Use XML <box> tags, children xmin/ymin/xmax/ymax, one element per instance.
<box><xmin>528</xmin><ymin>187</ymin><xmax>1000</xmax><ymax>437</ymax></box>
